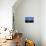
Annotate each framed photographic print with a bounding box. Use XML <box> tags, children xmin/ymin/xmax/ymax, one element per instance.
<box><xmin>25</xmin><ymin>17</ymin><xmax>34</xmax><ymax>23</ymax></box>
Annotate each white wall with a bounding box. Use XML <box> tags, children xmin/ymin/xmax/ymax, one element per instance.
<box><xmin>0</xmin><ymin>0</ymin><xmax>16</xmax><ymax>30</ymax></box>
<box><xmin>13</xmin><ymin>0</ymin><xmax>41</xmax><ymax>46</ymax></box>
<box><xmin>41</xmin><ymin>0</ymin><xmax>46</xmax><ymax>46</ymax></box>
